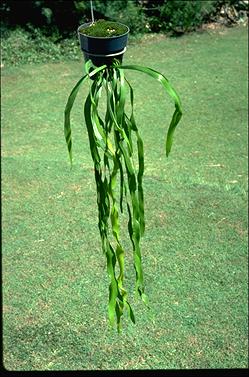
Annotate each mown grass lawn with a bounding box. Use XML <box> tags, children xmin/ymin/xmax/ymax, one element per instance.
<box><xmin>2</xmin><ymin>25</ymin><xmax>248</xmax><ymax>370</ymax></box>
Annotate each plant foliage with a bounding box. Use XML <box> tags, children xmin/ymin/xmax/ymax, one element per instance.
<box><xmin>64</xmin><ymin>60</ymin><xmax>182</xmax><ymax>331</ymax></box>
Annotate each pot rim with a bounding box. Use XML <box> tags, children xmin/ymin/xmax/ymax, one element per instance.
<box><xmin>77</xmin><ymin>21</ymin><xmax>130</xmax><ymax>40</ymax></box>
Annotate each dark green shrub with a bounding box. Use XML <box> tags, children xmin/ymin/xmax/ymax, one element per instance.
<box><xmin>103</xmin><ymin>0</ymin><xmax>147</xmax><ymax>34</ymax></box>
<box><xmin>143</xmin><ymin>0</ymin><xmax>218</xmax><ymax>34</ymax></box>
<box><xmin>0</xmin><ymin>27</ymin><xmax>80</xmax><ymax>66</ymax></box>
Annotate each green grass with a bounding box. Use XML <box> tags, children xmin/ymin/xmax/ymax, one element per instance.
<box><xmin>2</xmin><ymin>25</ymin><xmax>248</xmax><ymax>370</ymax></box>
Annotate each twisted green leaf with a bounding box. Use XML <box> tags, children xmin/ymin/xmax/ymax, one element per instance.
<box><xmin>116</xmin><ymin>64</ymin><xmax>183</xmax><ymax>156</ymax></box>
<box><xmin>64</xmin><ymin>64</ymin><xmax>107</xmax><ymax>165</ymax></box>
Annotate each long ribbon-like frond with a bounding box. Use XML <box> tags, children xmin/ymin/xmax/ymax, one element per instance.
<box><xmin>64</xmin><ymin>64</ymin><xmax>107</xmax><ymax>165</ymax></box>
<box><xmin>116</xmin><ymin>64</ymin><xmax>183</xmax><ymax>156</ymax></box>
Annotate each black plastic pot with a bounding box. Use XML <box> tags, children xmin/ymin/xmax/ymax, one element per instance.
<box><xmin>77</xmin><ymin>22</ymin><xmax>129</xmax><ymax>67</ymax></box>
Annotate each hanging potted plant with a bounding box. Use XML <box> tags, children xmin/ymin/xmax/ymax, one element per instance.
<box><xmin>64</xmin><ymin>18</ymin><xmax>182</xmax><ymax>332</ymax></box>
<box><xmin>78</xmin><ymin>19</ymin><xmax>129</xmax><ymax>67</ymax></box>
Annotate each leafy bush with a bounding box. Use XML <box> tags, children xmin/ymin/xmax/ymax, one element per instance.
<box><xmin>102</xmin><ymin>0</ymin><xmax>148</xmax><ymax>34</ymax></box>
<box><xmin>143</xmin><ymin>0</ymin><xmax>217</xmax><ymax>34</ymax></box>
<box><xmin>0</xmin><ymin>27</ymin><xmax>80</xmax><ymax>66</ymax></box>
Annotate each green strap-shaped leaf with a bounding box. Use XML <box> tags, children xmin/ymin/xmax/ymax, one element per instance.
<box><xmin>105</xmin><ymin>70</ymin><xmax>132</xmax><ymax>154</ymax></box>
<box><xmin>116</xmin><ymin>64</ymin><xmax>183</xmax><ymax>156</ymax></box>
<box><xmin>64</xmin><ymin>74</ymin><xmax>88</xmax><ymax>165</ymax></box>
<box><xmin>117</xmin><ymin>130</ymin><xmax>145</xmax><ymax>300</ymax></box>
<box><xmin>105</xmin><ymin>72</ymin><xmax>138</xmax><ymax>329</ymax></box>
<box><xmin>84</xmin><ymin>85</ymin><xmax>122</xmax><ymax>328</ymax></box>
<box><xmin>106</xmin><ymin>241</ymin><xmax>119</xmax><ymax>326</ymax></box>
<box><xmin>64</xmin><ymin>64</ymin><xmax>107</xmax><ymax>166</ymax></box>
<box><xmin>123</xmin><ymin>77</ymin><xmax>145</xmax><ymax>235</ymax></box>
<box><xmin>90</xmin><ymin>77</ymin><xmax>115</xmax><ymax>158</ymax></box>
<box><xmin>84</xmin><ymin>93</ymin><xmax>101</xmax><ymax>166</ymax></box>
<box><xmin>109</xmin><ymin>69</ymin><xmax>147</xmax><ymax>303</ymax></box>
<box><xmin>123</xmin><ymin>180</ymin><xmax>147</xmax><ymax>302</ymax></box>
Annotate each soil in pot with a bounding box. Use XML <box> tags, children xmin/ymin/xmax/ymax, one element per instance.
<box><xmin>78</xmin><ymin>19</ymin><xmax>128</xmax><ymax>38</ymax></box>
